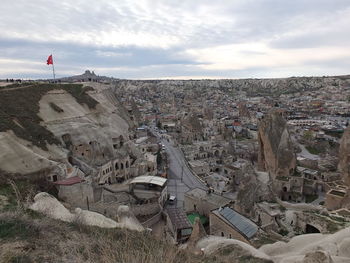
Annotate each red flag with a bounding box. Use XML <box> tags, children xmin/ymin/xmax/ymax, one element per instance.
<box><xmin>46</xmin><ymin>54</ymin><xmax>53</xmax><ymax>65</ymax></box>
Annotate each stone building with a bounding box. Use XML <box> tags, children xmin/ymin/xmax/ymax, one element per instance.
<box><xmin>165</xmin><ymin>207</ymin><xmax>193</xmax><ymax>243</ymax></box>
<box><xmin>129</xmin><ymin>175</ymin><xmax>168</xmax><ymax>205</ymax></box>
<box><xmin>54</xmin><ymin>176</ymin><xmax>102</xmax><ymax>207</ymax></box>
<box><xmin>325</xmin><ymin>189</ymin><xmax>347</xmax><ymax>210</ymax></box>
<box><xmin>184</xmin><ymin>188</ymin><xmax>231</xmax><ymax>217</ymax></box>
<box><xmin>209</xmin><ymin>207</ymin><xmax>258</xmax><ymax>243</ymax></box>
<box><xmin>188</xmin><ymin>160</ymin><xmax>210</xmax><ymax>176</ymax></box>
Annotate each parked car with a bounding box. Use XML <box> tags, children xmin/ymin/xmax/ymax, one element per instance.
<box><xmin>168</xmin><ymin>195</ymin><xmax>176</xmax><ymax>204</ymax></box>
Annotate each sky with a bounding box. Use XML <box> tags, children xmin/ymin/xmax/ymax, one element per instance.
<box><xmin>0</xmin><ymin>0</ymin><xmax>350</xmax><ymax>79</ymax></box>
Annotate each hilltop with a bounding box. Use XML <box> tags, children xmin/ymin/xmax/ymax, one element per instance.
<box><xmin>0</xmin><ymin>82</ymin><xmax>132</xmax><ymax>178</ymax></box>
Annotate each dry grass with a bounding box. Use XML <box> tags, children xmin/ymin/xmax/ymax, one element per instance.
<box><xmin>0</xmin><ymin>179</ymin><xmax>269</xmax><ymax>263</ymax></box>
<box><xmin>0</xmin><ymin>209</ymin><xmax>199</xmax><ymax>263</ymax></box>
<box><xmin>0</xmin><ymin>209</ymin><xmax>272</xmax><ymax>263</ymax></box>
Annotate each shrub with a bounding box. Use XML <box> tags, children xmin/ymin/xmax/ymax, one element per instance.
<box><xmin>0</xmin><ymin>215</ymin><xmax>39</xmax><ymax>240</ymax></box>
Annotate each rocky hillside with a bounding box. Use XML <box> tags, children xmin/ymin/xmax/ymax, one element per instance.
<box><xmin>0</xmin><ymin>82</ymin><xmax>132</xmax><ymax>178</ymax></box>
<box><xmin>1</xmin><ymin>180</ymin><xmax>350</xmax><ymax>263</ymax></box>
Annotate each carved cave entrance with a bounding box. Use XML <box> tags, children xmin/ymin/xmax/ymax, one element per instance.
<box><xmin>305</xmin><ymin>224</ymin><xmax>320</xmax><ymax>234</ymax></box>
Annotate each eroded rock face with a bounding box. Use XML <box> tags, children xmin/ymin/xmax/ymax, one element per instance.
<box><xmin>0</xmin><ymin>84</ymin><xmax>131</xmax><ymax>176</ymax></box>
<box><xmin>188</xmin><ymin>217</ymin><xmax>207</xmax><ymax>249</ymax></box>
<box><xmin>29</xmin><ymin>192</ymin><xmax>144</xmax><ymax>231</ymax></box>
<box><xmin>338</xmin><ymin>126</ymin><xmax>350</xmax><ymax>186</ymax></box>
<box><xmin>302</xmin><ymin>250</ymin><xmax>334</xmax><ymax>263</ymax></box>
<box><xmin>235</xmin><ymin>164</ymin><xmax>273</xmax><ymax>216</ymax></box>
<box><xmin>258</xmin><ymin>110</ymin><xmax>296</xmax><ymax>179</ymax></box>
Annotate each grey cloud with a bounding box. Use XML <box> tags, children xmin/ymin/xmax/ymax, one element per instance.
<box><xmin>0</xmin><ymin>37</ymin><xmax>199</xmax><ymax>67</ymax></box>
<box><xmin>0</xmin><ymin>0</ymin><xmax>349</xmax><ymax>78</ymax></box>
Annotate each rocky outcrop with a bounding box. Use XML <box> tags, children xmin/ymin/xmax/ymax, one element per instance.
<box><xmin>235</xmin><ymin>164</ymin><xmax>273</xmax><ymax>216</ymax></box>
<box><xmin>258</xmin><ymin>110</ymin><xmax>296</xmax><ymax>179</ymax></box>
<box><xmin>238</xmin><ymin>102</ymin><xmax>251</xmax><ymax>119</ymax></box>
<box><xmin>338</xmin><ymin>126</ymin><xmax>350</xmax><ymax>186</ymax></box>
<box><xmin>0</xmin><ymin>83</ymin><xmax>130</xmax><ymax>176</ymax></box>
<box><xmin>188</xmin><ymin>217</ymin><xmax>207</xmax><ymax>250</ymax></box>
<box><xmin>30</xmin><ymin>192</ymin><xmax>144</xmax><ymax>231</ymax></box>
<box><xmin>302</xmin><ymin>250</ymin><xmax>334</xmax><ymax>263</ymax></box>
<box><xmin>184</xmin><ymin>224</ymin><xmax>350</xmax><ymax>263</ymax></box>
<box><xmin>116</xmin><ymin>205</ymin><xmax>145</xmax><ymax>232</ymax></box>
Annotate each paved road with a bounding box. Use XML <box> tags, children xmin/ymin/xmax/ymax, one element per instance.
<box><xmin>150</xmin><ymin>128</ymin><xmax>207</xmax><ymax>208</ymax></box>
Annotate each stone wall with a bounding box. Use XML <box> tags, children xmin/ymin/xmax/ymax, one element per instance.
<box><xmin>58</xmin><ymin>182</ymin><xmax>102</xmax><ymax>206</ymax></box>
<box><xmin>326</xmin><ymin>191</ymin><xmax>346</xmax><ymax>211</ymax></box>
<box><xmin>130</xmin><ymin>202</ymin><xmax>160</xmax><ymax>216</ymax></box>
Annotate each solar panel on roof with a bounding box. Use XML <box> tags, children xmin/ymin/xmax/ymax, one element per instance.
<box><xmin>219</xmin><ymin>207</ymin><xmax>258</xmax><ymax>239</ymax></box>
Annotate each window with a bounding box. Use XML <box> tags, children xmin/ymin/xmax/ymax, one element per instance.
<box><xmin>221</xmin><ymin>232</ymin><xmax>224</xmax><ymax>237</ymax></box>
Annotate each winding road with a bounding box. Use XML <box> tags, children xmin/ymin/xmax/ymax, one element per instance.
<box><xmin>150</xmin><ymin>127</ymin><xmax>207</xmax><ymax>208</ymax></box>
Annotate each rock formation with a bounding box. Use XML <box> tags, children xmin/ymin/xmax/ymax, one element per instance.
<box><xmin>235</xmin><ymin>164</ymin><xmax>273</xmax><ymax>216</ymax></box>
<box><xmin>238</xmin><ymin>102</ymin><xmax>251</xmax><ymax>119</ymax></box>
<box><xmin>258</xmin><ymin>110</ymin><xmax>296</xmax><ymax>179</ymax></box>
<box><xmin>197</xmin><ymin>225</ymin><xmax>350</xmax><ymax>263</ymax></box>
<box><xmin>302</xmin><ymin>250</ymin><xmax>334</xmax><ymax>263</ymax></box>
<box><xmin>30</xmin><ymin>192</ymin><xmax>144</xmax><ymax>231</ymax></box>
<box><xmin>338</xmin><ymin>126</ymin><xmax>350</xmax><ymax>186</ymax></box>
<box><xmin>116</xmin><ymin>205</ymin><xmax>145</xmax><ymax>232</ymax></box>
<box><xmin>187</xmin><ymin>217</ymin><xmax>207</xmax><ymax>250</ymax></box>
<box><xmin>0</xmin><ymin>83</ymin><xmax>132</xmax><ymax>177</ymax></box>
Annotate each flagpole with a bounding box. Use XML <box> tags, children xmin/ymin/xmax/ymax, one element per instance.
<box><xmin>52</xmin><ymin>62</ymin><xmax>56</xmax><ymax>81</ymax></box>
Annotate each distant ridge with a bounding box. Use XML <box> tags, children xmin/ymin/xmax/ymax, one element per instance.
<box><xmin>57</xmin><ymin>70</ymin><xmax>118</xmax><ymax>83</ymax></box>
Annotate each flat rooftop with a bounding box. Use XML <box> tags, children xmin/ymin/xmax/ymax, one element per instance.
<box><xmin>185</xmin><ymin>188</ymin><xmax>232</xmax><ymax>206</ymax></box>
<box><xmin>167</xmin><ymin>207</ymin><xmax>192</xmax><ymax>230</ymax></box>
<box><xmin>129</xmin><ymin>175</ymin><xmax>167</xmax><ymax>187</ymax></box>
<box><xmin>213</xmin><ymin>207</ymin><xmax>258</xmax><ymax>239</ymax></box>
<box><xmin>189</xmin><ymin>160</ymin><xmax>208</xmax><ymax>167</ymax></box>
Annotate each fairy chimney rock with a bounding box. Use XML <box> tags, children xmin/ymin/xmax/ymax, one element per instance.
<box><xmin>338</xmin><ymin>126</ymin><xmax>350</xmax><ymax>186</ymax></box>
<box><xmin>258</xmin><ymin>110</ymin><xmax>296</xmax><ymax>179</ymax></box>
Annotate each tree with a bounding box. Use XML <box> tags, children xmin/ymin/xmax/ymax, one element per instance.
<box><xmin>156</xmin><ymin>119</ymin><xmax>162</xmax><ymax>129</ymax></box>
<box><xmin>303</xmin><ymin>130</ymin><xmax>313</xmax><ymax>141</ymax></box>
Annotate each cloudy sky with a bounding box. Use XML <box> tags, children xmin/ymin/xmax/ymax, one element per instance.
<box><xmin>1</xmin><ymin>0</ymin><xmax>350</xmax><ymax>79</ymax></box>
